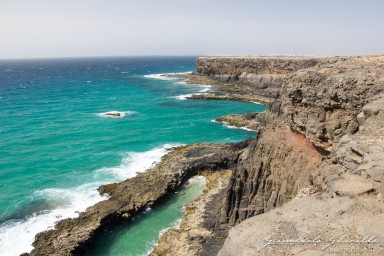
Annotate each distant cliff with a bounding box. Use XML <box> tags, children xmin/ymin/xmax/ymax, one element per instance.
<box><xmin>196</xmin><ymin>56</ymin><xmax>320</xmax><ymax>99</ymax></box>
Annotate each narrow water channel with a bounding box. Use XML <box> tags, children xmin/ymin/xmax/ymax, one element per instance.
<box><xmin>87</xmin><ymin>176</ymin><xmax>206</xmax><ymax>256</ymax></box>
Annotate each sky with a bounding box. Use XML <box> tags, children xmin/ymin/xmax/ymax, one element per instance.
<box><xmin>0</xmin><ymin>0</ymin><xmax>383</xmax><ymax>59</ymax></box>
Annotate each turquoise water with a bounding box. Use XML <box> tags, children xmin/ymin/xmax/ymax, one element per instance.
<box><xmin>0</xmin><ymin>57</ymin><xmax>265</xmax><ymax>255</ymax></box>
<box><xmin>87</xmin><ymin>176</ymin><xmax>206</xmax><ymax>256</ymax></box>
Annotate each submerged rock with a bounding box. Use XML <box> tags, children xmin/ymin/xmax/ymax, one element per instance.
<box><xmin>105</xmin><ymin>112</ymin><xmax>121</xmax><ymax>117</ymax></box>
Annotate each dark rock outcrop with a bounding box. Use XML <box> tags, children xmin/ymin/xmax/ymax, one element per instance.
<box><xmin>27</xmin><ymin>142</ymin><xmax>252</xmax><ymax>256</ymax></box>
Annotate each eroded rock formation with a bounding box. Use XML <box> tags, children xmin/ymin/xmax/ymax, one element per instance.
<box><xmin>27</xmin><ymin>142</ymin><xmax>251</xmax><ymax>256</ymax></box>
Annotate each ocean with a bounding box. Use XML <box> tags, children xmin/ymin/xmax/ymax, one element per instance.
<box><xmin>0</xmin><ymin>57</ymin><xmax>265</xmax><ymax>255</ymax></box>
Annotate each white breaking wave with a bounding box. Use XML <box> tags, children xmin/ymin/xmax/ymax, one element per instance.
<box><xmin>0</xmin><ymin>144</ymin><xmax>181</xmax><ymax>255</ymax></box>
<box><xmin>144</xmin><ymin>74</ymin><xmax>177</xmax><ymax>80</ymax></box>
<box><xmin>225</xmin><ymin>124</ymin><xmax>254</xmax><ymax>132</ymax></box>
<box><xmin>96</xmin><ymin>144</ymin><xmax>182</xmax><ymax>180</ymax></box>
<box><xmin>0</xmin><ymin>182</ymin><xmax>108</xmax><ymax>256</ymax></box>
<box><xmin>198</xmin><ymin>85</ymin><xmax>211</xmax><ymax>93</ymax></box>
<box><xmin>169</xmin><ymin>94</ymin><xmax>194</xmax><ymax>100</ymax></box>
<box><xmin>211</xmin><ymin>120</ymin><xmax>254</xmax><ymax>132</ymax></box>
<box><xmin>143</xmin><ymin>71</ymin><xmax>192</xmax><ymax>81</ymax></box>
<box><xmin>185</xmin><ymin>175</ymin><xmax>206</xmax><ymax>186</ymax></box>
<box><xmin>96</xmin><ymin>110</ymin><xmax>137</xmax><ymax>118</ymax></box>
<box><xmin>170</xmin><ymin>92</ymin><xmax>206</xmax><ymax>101</ymax></box>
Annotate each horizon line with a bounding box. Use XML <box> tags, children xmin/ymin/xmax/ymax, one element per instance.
<box><xmin>1</xmin><ymin>53</ymin><xmax>384</xmax><ymax>61</ymax></box>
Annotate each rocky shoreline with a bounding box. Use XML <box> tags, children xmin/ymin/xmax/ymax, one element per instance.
<box><xmin>25</xmin><ymin>141</ymin><xmax>252</xmax><ymax>256</ymax></box>
<box><xmin>26</xmin><ymin>55</ymin><xmax>384</xmax><ymax>256</ymax></box>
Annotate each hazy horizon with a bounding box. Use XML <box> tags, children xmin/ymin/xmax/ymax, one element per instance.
<box><xmin>1</xmin><ymin>0</ymin><xmax>383</xmax><ymax>59</ymax></box>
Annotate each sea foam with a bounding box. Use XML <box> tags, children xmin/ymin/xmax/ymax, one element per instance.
<box><xmin>96</xmin><ymin>144</ymin><xmax>181</xmax><ymax>180</ymax></box>
<box><xmin>198</xmin><ymin>85</ymin><xmax>211</xmax><ymax>93</ymax></box>
<box><xmin>211</xmin><ymin>120</ymin><xmax>254</xmax><ymax>132</ymax></box>
<box><xmin>144</xmin><ymin>74</ymin><xmax>177</xmax><ymax>80</ymax></box>
<box><xmin>143</xmin><ymin>71</ymin><xmax>192</xmax><ymax>81</ymax></box>
<box><xmin>0</xmin><ymin>144</ymin><xmax>179</xmax><ymax>255</ymax></box>
<box><xmin>96</xmin><ymin>110</ymin><xmax>137</xmax><ymax>118</ymax></box>
<box><xmin>0</xmin><ymin>182</ymin><xmax>107</xmax><ymax>255</ymax></box>
<box><xmin>169</xmin><ymin>94</ymin><xmax>194</xmax><ymax>100</ymax></box>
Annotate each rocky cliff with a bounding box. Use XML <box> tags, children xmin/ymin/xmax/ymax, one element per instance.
<box><xmin>196</xmin><ymin>56</ymin><xmax>320</xmax><ymax>99</ymax></box>
<box><xmin>193</xmin><ymin>56</ymin><xmax>384</xmax><ymax>255</ymax></box>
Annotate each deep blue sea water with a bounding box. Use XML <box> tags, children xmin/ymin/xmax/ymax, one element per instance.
<box><xmin>0</xmin><ymin>57</ymin><xmax>265</xmax><ymax>255</ymax></box>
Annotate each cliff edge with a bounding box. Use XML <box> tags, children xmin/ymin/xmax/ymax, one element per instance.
<box><xmin>153</xmin><ymin>56</ymin><xmax>384</xmax><ymax>255</ymax></box>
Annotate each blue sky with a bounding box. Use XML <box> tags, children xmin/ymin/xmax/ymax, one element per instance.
<box><xmin>0</xmin><ymin>0</ymin><xmax>383</xmax><ymax>58</ymax></box>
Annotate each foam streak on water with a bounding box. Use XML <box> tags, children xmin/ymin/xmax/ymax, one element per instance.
<box><xmin>0</xmin><ymin>144</ymin><xmax>178</xmax><ymax>256</ymax></box>
<box><xmin>143</xmin><ymin>71</ymin><xmax>192</xmax><ymax>80</ymax></box>
<box><xmin>0</xmin><ymin>183</ymin><xmax>107</xmax><ymax>255</ymax></box>
<box><xmin>211</xmin><ymin>120</ymin><xmax>254</xmax><ymax>132</ymax></box>
<box><xmin>95</xmin><ymin>144</ymin><xmax>181</xmax><ymax>180</ymax></box>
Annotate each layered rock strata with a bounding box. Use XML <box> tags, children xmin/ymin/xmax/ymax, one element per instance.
<box><xmin>195</xmin><ymin>56</ymin><xmax>322</xmax><ymax>99</ymax></box>
<box><xmin>192</xmin><ymin>56</ymin><xmax>384</xmax><ymax>255</ymax></box>
<box><xmin>219</xmin><ymin>95</ymin><xmax>384</xmax><ymax>255</ymax></box>
<box><xmin>155</xmin><ymin>56</ymin><xmax>384</xmax><ymax>255</ymax></box>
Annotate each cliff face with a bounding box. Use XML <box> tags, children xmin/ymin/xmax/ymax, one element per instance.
<box><xmin>221</xmin><ymin>123</ymin><xmax>322</xmax><ymax>225</ymax></box>
<box><xmin>219</xmin><ymin>94</ymin><xmax>384</xmax><ymax>256</ymax></box>
<box><xmin>276</xmin><ymin>62</ymin><xmax>383</xmax><ymax>144</ymax></box>
<box><xmin>195</xmin><ymin>56</ymin><xmax>384</xmax><ymax>254</ymax></box>
<box><xmin>196</xmin><ymin>56</ymin><xmax>320</xmax><ymax>99</ymax></box>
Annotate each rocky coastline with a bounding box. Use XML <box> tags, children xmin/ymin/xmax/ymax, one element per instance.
<box><xmin>26</xmin><ymin>142</ymin><xmax>252</xmax><ymax>256</ymax></box>
<box><xmin>25</xmin><ymin>55</ymin><xmax>384</xmax><ymax>256</ymax></box>
<box><xmin>155</xmin><ymin>56</ymin><xmax>384</xmax><ymax>255</ymax></box>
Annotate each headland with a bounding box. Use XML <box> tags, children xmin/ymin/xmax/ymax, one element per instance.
<box><xmin>25</xmin><ymin>56</ymin><xmax>384</xmax><ymax>256</ymax></box>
